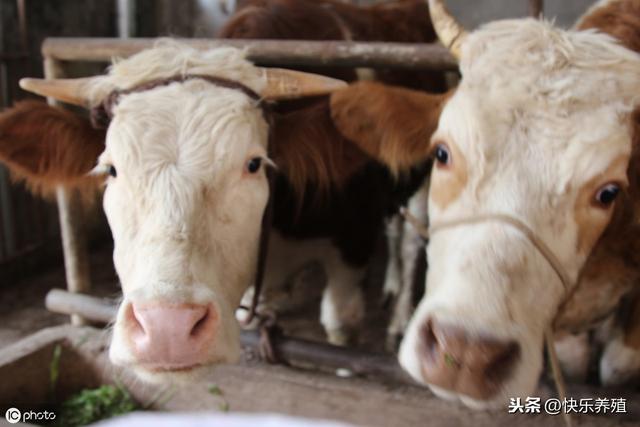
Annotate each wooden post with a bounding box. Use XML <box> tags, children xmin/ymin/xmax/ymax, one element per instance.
<box><xmin>43</xmin><ymin>58</ymin><xmax>92</xmax><ymax>326</ymax></box>
<box><xmin>529</xmin><ymin>0</ymin><xmax>543</xmax><ymax>18</ymax></box>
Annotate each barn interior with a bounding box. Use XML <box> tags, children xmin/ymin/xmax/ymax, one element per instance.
<box><xmin>0</xmin><ymin>1</ymin><xmax>638</xmax><ymax>426</ymax></box>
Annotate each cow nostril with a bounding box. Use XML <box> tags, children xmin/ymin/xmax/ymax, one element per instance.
<box><xmin>190</xmin><ymin>308</ymin><xmax>210</xmax><ymax>339</ymax></box>
<box><xmin>485</xmin><ymin>341</ymin><xmax>520</xmax><ymax>384</ymax></box>
<box><xmin>421</xmin><ymin>320</ymin><xmax>440</xmax><ymax>364</ymax></box>
<box><xmin>127</xmin><ymin>304</ymin><xmax>146</xmax><ymax>336</ymax></box>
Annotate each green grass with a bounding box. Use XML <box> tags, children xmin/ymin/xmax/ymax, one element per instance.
<box><xmin>54</xmin><ymin>384</ymin><xmax>139</xmax><ymax>427</ymax></box>
<box><xmin>47</xmin><ymin>344</ymin><xmax>139</xmax><ymax>426</ymax></box>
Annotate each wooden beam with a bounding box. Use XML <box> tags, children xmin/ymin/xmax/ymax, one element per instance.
<box><xmin>41</xmin><ymin>38</ymin><xmax>458</xmax><ymax>71</ymax></box>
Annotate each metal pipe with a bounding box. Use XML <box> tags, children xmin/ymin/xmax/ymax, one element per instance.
<box><xmin>117</xmin><ymin>0</ymin><xmax>136</xmax><ymax>39</ymax></box>
<box><xmin>41</xmin><ymin>38</ymin><xmax>458</xmax><ymax>71</ymax></box>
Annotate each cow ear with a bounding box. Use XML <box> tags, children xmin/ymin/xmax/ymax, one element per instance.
<box><xmin>0</xmin><ymin>100</ymin><xmax>106</xmax><ymax>196</ymax></box>
<box><xmin>330</xmin><ymin>81</ymin><xmax>452</xmax><ymax>174</ymax></box>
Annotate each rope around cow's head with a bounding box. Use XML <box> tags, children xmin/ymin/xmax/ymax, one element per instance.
<box><xmin>401</xmin><ymin>207</ymin><xmax>574</xmax><ymax>427</ymax></box>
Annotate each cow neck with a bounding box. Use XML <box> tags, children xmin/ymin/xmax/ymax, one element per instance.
<box><xmin>401</xmin><ymin>208</ymin><xmax>574</xmax><ymax>427</ymax></box>
<box><xmin>89</xmin><ymin>74</ymin><xmax>275</xmax><ymax>327</ymax></box>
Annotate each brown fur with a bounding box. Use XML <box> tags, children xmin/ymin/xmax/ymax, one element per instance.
<box><xmin>574</xmin><ymin>155</ymin><xmax>629</xmax><ymax>255</ymax></box>
<box><xmin>624</xmin><ymin>290</ymin><xmax>640</xmax><ymax>347</ymax></box>
<box><xmin>558</xmin><ymin>106</ymin><xmax>640</xmax><ymax>332</ymax></box>
<box><xmin>330</xmin><ymin>82</ymin><xmax>452</xmax><ymax>174</ymax></box>
<box><xmin>219</xmin><ymin>0</ymin><xmax>447</xmax><ymax>93</ymax></box>
<box><xmin>429</xmin><ymin>140</ymin><xmax>468</xmax><ymax>210</ymax></box>
<box><xmin>577</xmin><ymin>0</ymin><xmax>640</xmax><ymax>52</ymax></box>
<box><xmin>271</xmin><ymin>97</ymin><xmax>370</xmax><ymax>198</ymax></box>
<box><xmin>555</xmin><ymin>0</ymin><xmax>640</xmax><ymax>335</ymax></box>
<box><xmin>0</xmin><ymin>101</ymin><xmax>105</xmax><ymax>196</ymax></box>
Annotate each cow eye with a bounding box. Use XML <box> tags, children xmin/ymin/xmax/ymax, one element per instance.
<box><xmin>434</xmin><ymin>144</ymin><xmax>451</xmax><ymax>166</ymax></box>
<box><xmin>247</xmin><ymin>157</ymin><xmax>262</xmax><ymax>174</ymax></box>
<box><xmin>109</xmin><ymin>165</ymin><xmax>117</xmax><ymax>178</ymax></box>
<box><xmin>594</xmin><ymin>183</ymin><xmax>620</xmax><ymax>208</ymax></box>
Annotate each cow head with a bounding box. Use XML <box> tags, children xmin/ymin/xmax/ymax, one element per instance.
<box><xmin>0</xmin><ymin>42</ymin><xmax>345</xmax><ymax>382</ymax></box>
<box><xmin>398</xmin><ymin>0</ymin><xmax>640</xmax><ymax>408</ymax></box>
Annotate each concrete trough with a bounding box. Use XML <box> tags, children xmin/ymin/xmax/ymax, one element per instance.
<box><xmin>0</xmin><ymin>325</ymin><xmax>636</xmax><ymax>427</ymax></box>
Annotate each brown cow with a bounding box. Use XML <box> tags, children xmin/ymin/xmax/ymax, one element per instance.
<box><xmin>219</xmin><ymin>0</ymin><xmax>448</xmax><ymax>93</ymax></box>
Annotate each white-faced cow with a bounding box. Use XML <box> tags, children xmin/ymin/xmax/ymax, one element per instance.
<box><xmin>400</xmin><ymin>0</ymin><xmax>640</xmax><ymax>407</ymax></box>
<box><xmin>0</xmin><ymin>43</ymin><xmax>448</xmax><ymax>380</ymax></box>
<box><xmin>377</xmin><ymin>0</ymin><xmax>640</xmax><ymax>409</ymax></box>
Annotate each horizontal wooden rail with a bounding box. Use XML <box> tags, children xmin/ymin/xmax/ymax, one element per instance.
<box><xmin>41</xmin><ymin>38</ymin><xmax>458</xmax><ymax>71</ymax></box>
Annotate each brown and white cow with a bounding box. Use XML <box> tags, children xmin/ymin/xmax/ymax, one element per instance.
<box><xmin>400</xmin><ymin>0</ymin><xmax>640</xmax><ymax>407</ymax></box>
<box><xmin>381</xmin><ymin>0</ymin><xmax>640</xmax><ymax>409</ymax></box>
<box><xmin>218</xmin><ymin>0</ymin><xmax>449</xmax><ymax>346</ymax></box>
<box><xmin>0</xmin><ymin>43</ymin><xmax>447</xmax><ymax>381</ymax></box>
<box><xmin>220</xmin><ymin>0</ymin><xmax>450</xmax><ymax>348</ymax></box>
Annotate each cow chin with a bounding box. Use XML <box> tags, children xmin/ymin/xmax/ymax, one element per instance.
<box><xmin>108</xmin><ymin>287</ymin><xmax>242</xmax><ymax>382</ymax></box>
<box><xmin>398</xmin><ymin>301</ymin><xmax>545</xmax><ymax>410</ymax></box>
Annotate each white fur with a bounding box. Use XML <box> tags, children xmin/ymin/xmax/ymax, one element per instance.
<box><xmin>385</xmin><ymin>184</ymin><xmax>429</xmax><ymax>350</ymax></box>
<box><xmin>99</xmin><ymin>43</ymin><xmax>273</xmax><ymax>379</ymax></box>
<box><xmin>554</xmin><ymin>332</ymin><xmax>590</xmax><ymax>382</ymax></box>
<box><xmin>238</xmin><ymin>231</ymin><xmax>365</xmax><ymax>345</ymax></box>
<box><xmin>382</xmin><ymin>214</ymin><xmax>403</xmax><ymax>299</ymax></box>
<box><xmin>399</xmin><ymin>19</ymin><xmax>640</xmax><ymax>407</ymax></box>
<box><xmin>87</xmin><ymin>42</ymin><xmax>267</xmax><ymax>106</ymax></box>
<box><xmin>600</xmin><ymin>323</ymin><xmax>640</xmax><ymax>386</ymax></box>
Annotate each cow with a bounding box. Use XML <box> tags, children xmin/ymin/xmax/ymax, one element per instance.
<box><xmin>219</xmin><ymin>0</ymin><xmax>449</xmax><ymax>348</ymax></box>
<box><xmin>0</xmin><ymin>42</ymin><xmax>449</xmax><ymax>381</ymax></box>
<box><xmin>390</xmin><ymin>0</ymin><xmax>640</xmax><ymax>386</ymax></box>
<box><xmin>346</xmin><ymin>0</ymin><xmax>640</xmax><ymax>409</ymax></box>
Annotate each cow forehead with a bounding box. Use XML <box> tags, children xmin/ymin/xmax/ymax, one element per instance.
<box><xmin>435</xmin><ymin>19</ymin><xmax>640</xmax><ymax>192</ymax></box>
<box><xmin>88</xmin><ymin>42</ymin><xmax>267</xmax><ymax>107</ymax></box>
<box><xmin>102</xmin><ymin>81</ymin><xmax>269</xmax><ymax>191</ymax></box>
<box><xmin>456</xmin><ymin>19</ymin><xmax>640</xmax><ymax>120</ymax></box>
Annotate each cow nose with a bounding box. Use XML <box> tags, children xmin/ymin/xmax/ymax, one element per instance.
<box><xmin>419</xmin><ymin>319</ymin><xmax>520</xmax><ymax>399</ymax></box>
<box><xmin>128</xmin><ymin>303</ymin><xmax>217</xmax><ymax>369</ymax></box>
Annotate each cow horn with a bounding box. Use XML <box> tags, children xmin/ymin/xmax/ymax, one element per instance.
<box><xmin>19</xmin><ymin>76</ymin><xmax>103</xmax><ymax>107</ymax></box>
<box><xmin>260</xmin><ymin>68</ymin><xmax>347</xmax><ymax>100</ymax></box>
<box><xmin>428</xmin><ymin>0</ymin><xmax>468</xmax><ymax>60</ymax></box>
